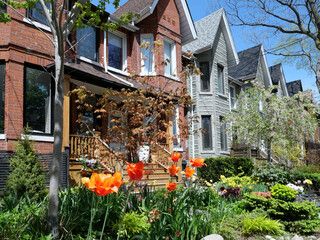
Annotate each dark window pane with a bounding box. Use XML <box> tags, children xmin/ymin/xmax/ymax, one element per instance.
<box><xmin>200</xmin><ymin>62</ymin><xmax>210</xmax><ymax>92</ymax></box>
<box><xmin>0</xmin><ymin>0</ymin><xmax>7</xmax><ymax>13</ymax></box>
<box><xmin>108</xmin><ymin>32</ymin><xmax>122</xmax><ymax>70</ymax></box>
<box><xmin>77</xmin><ymin>27</ymin><xmax>97</xmax><ymax>61</ymax></box>
<box><xmin>218</xmin><ymin>65</ymin><xmax>224</xmax><ymax>94</ymax></box>
<box><xmin>202</xmin><ymin>115</ymin><xmax>212</xmax><ymax>150</ymax></box>
<box><xmin>30</xmin><ymin>2</ymin><xmax>51</xmax><ymax>26</ymax></box>
<box><xmin>230</xmin><ymin>86</ymin><xmax>236</xmax><ymax>108</ymax></box>
<box><xmin>0</xmin><ymin>63</ymin><xmax>5</xmax><ymax>133</ymax></box>
<box><xmin>220</xmin><ymin>117</ymin><xmax>227</xmax><ymax>151</ymax></box>
<box><xmin>25</xmin><ymin>66</ymin><xmax>52</xmax><ymax>133</ymax></box>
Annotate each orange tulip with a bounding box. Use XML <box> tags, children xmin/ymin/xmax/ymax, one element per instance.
<box><xmin>82</xmin><ymin>172</ymin><xmax>123</xmax><ymax>196</ymax></box>
<box><xmin>169</xmin><ymin>164</ymin><xmax>180</xmax><ymax>176</ymax></box>
<box><xmin>171</xmin><ymin>152</ymin><xmax>181</xmax><ymax>162</ymax></box>
<box><xmin>189</xmin><ymin>157</ymin><xmax>205</xmax><ymax>167</ymax></box>
<box><xmin>166</xmin><ymin>181</ymin><xmax>177</xmax><ymax>191</ymax></box>
<box><xmin>185</xmin><ymin>167</ymin><xmax>195</xmax><ymax>178</ymax></box>
<box><xmin>126</xmin><ymin>161</ymin><xmax>144</xmax><ymax>181</ymax></box>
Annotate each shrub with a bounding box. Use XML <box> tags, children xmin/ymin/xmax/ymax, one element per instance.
<box><xmin>291</xmin><ymin>172</ymin><xmax>320</xmax><ymax>191</ymax></box>
<box><xmin>283</xmin><ymin>219</ymin><xmax>320</xmax><ymax>234</ymax></box>
<box><xmin>241</xmin><ymin>212</ymin><xmax>284</xmax><ymax>236</ymax></box>
<box><xmin>218</xmin><ymin>217</ymin><xmax>241</xmax><ymax>240</ymax></box>
<box><xmin>5</xmin><ymin>128</ymin><xmax>46</xmax><ymax>201</ymax></box>
<box><xmin>270</xmin><ymin>183</ymin><xmax>298</xmax><ymax>202</ymax></box>
<box><xmin>199</xmin><ymin>157</ymin><xmax>254</xmax><ymax>182</ymax></box>
<box><xmin>295</xmin><ymin>164</ymin><xmax>320</xmax><ymax>174</ymax></box>
<box><xmin>252</xmin><ymin>164</ymin><xmax>292</xmax><ymax>186</ymax></box>
<box><xmin>241</xmin><ymin>193</ymin><xmax>319</xmax><ymax>221</ymax></box>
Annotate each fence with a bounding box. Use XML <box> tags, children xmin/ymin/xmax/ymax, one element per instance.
<box><xmin>0</xmin><ymin>149</ymin><xmax>69</xmax><ymax>196</ymax></box>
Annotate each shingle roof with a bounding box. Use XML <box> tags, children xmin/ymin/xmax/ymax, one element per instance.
<box><xmin>113</xmin><ymin>0</ymin><xmax>154</xmax><ymax>18</ymax></box>
<box><xmin>228</xmin><ymin>45</ymin><xmax>262</xmax><ymax>80</ymax></box>
<box><xmin>182</xmin><ymin>9</ymin><xmax>223</xmax><ymax>53</ymax></box>
<box><xmin>269</xmin><ymin>63</ymin><xmax>282</xmax><ymax>85</ymax></box>
<box><xmin>286</xmin><ymin>80</ymin><xmax>303</xmax><ymax>97</ymax></box>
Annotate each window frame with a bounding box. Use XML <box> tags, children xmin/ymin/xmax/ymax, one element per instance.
<box><xmin>229</xmin><ymin>85</ymin><xmax>236</xmax><ymax>109</ymax></box>
<box><xmin>77</xmin><ymin>26</ymin><xmax>100</xmax><ymax>63</ymax></box>
<box><xmin>28</xmin><ymin>1</ymin><xmax>51</xmax><ymax>26</ymax></box>
<box><xmin>163</xmin><ymin>37</ymin><xmax>177</xmax><ymax>78</ymax></box>
<box><xmin>0</xmin><ymin>0</ymin><xmax>7</xmax><ymax>14</ymax></box>
<box><xmin>107</xmin><ymin>31</ymin><xmax>127</xmax><ymax>73</ymax></box>
<box><xmin>140</xmin><ymin>33</ymin><xmax>155</xmax><ymax>75</ymax></box>
<box><xmin>200</xmin><ymin>61</ymin><xmax>210</xmax><ymax>93</ymax></box>
<box><xmin>220</xmin><ymin>116</ymin><xmax>227</xmax><ymax>151</ymax></box>
<box><xmin>217</xmin><ymin>64</ymin><xmax>224</xmax><ymax>94</ymax></box>
<box><xmin>201</xmin><ymin>115</ymin><xmax>213</xmax><ymax>151</ymax></box>
<box><xmin>0</xmin><ymin>61</ymin><xmax>5</xmax><ymax>134</ymax></box>
<box><xmin>23</xmin><ymin>64</ymin><xmax>54</xmax><ymax>136</ymax></box>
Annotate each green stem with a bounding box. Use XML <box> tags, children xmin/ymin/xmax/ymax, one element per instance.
<box><xmin>100</xmin><ymin>194</ymin><xmax>111</xmax><ymax>240</ymax></box>
<box><xmin>87</xmin><ymin>192</ymin><xmax>95</xmax><ymax>240</ymax></box>
<box><xmin>117</xmin><ymin>181</ymin><xmax>135</xmax><ymax>240</ymax></box>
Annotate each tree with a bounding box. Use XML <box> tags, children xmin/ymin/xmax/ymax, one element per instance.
<box><xmin>212</xmin><ymin>0</ymin><xmax>320</xmax><ymax>91</ymax></box>
<box><xmin>224</xmin><ymin>80</ymin><xmax>319</xmax><ymax>163</ymax></box>
<box><xmin>0</xmin><ymin>0</ymin><xmax>135</xmax><ymax>238</ymax></box>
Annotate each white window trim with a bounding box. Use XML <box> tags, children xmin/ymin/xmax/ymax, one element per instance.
<box><xmin>140</xmin><ymin>33</ymin><xmax>155</xmax><ymax>75</ymax></box>
<box><xmin>199</xmin><ymin>62</ymin><xmax>211</xmax><ymax>94</ymax></box>
<box><xmin>78</xmin><ymin>56</ymin><xmax>102</xmax><ymax>67</ymax></box>
<box><xmin>0</xmin><ymin>134</ymin><xmax>6</xmax><ymax>140</ymax></box>
<box><xmin>22</xmin><ymin>134</ymin><xmax>54</xmax><ymax>142</ymax></box>
<box><xmin>163</xmin><ymin>37</ymin><xmax>177</xmax><ymax>79</ymax></box>
<box><xmin>107</xmin><ymin>30</ymin><xmax>127</xmax><ymax>72</ymax></box>
<box><xmin>23</xmin><ymin>17</ymin><xmax>51</xmax><ymax>32</ymax></box>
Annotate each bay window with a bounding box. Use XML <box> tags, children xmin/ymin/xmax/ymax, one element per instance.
<box><xmin>202</xmin><ymin>115</ymin><xmax>212</xmax><ymax>150</ymax></box>
<box><xmin>140</xmin><ymin>34</ymin><xmax>154</xmax><ymax>74</ymax></box>
<box><xmin>24</xmin><ymin>65</ymin><xmax>52</xmax><ymax>134</ymax></box>
<box><xmin>164</xmin><ymin>38</ymin><xmax>176</xmax><ymax>77</ymax></box>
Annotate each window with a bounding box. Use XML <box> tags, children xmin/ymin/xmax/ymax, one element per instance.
<box><xmin>24</xmin><ymin>66</ymin><xmax>52</xmax><ymax>134</ymax></box>
<box><xmin>230</xmin><ymin>86</ymin><xmax>236</xmax><ymax>109</ymax></box>
<box><xmin>220</xmin><ymin>116</ymin><xmax>227</xmax><ymax>151</ymax></box>
<box><xmin>200</xmin><ymin>62</ymin><xmax>210</xmax><ymax>92</ymax></box>
<box><xmin>78</xmin><ymin>96</ymin><xmax>101</xmax><ymax>134</ymax></box>
<box><xmin>0</xmin><ymin>62</ymin><xmax>5</xmax><ymax>133</ymax></box>
<box><xmin>164</xmin><ymin>38</ymin><xmax>176</xmax><ymax>77</ymax></box>
<box><xmin>172</xmin><ymin>105</ymin><xmax>180</xmax><ymax>146</ymax></box>
<box><xmin>108</xmin><ymin>32</ymin><xmax>126</xmax><ymax>71</ymax></box>
<box><xmin>141</xmin><ymin>34</ymin><xmax>154</xmax><ymax>74</ymax></box>
<box><xmin>77</xmin><ymin>26</ymin><xmax>99</xmax><ymax>62</ymax></box>
<box><xmin>29</xmin><ymin>1</ymin><xmax>51</xmax><ymax>26</ymax></box>
<box><xmin>201</xmin><ymin>115</ymin><xmax>212</xmax><ymax>150</ymax></box>
<box><xmin>217</xmin><ymin>65</ymin><xmax>224</xmax><ymax>94</ymax></box>
<box><xmin>0</xmin><ymin>0</ymin><xmax>6</xmax><ymax>13</ymax></box>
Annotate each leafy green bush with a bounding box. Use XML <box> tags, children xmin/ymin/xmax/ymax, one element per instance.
<box><xmin>241</xmin><ymin>212</ymin><xmax>284</xmax><ymax>235</ymax></box>
<box><xmin>241</xmin><ymin>193</ymin><xmax>319</xmax><ymax>221</ymax></box>
<box><xmin>199</xmin><ymin>157</ymin><xmax>254</xmax><ymax>182</ymax></box>
<box><xmin>270</xmin><ymin>183</ymin><xmax>298</xmax><ymax>202</ymax></box>
<box><xmin>5</xmin><ymin>128</ymin><xmax>46</xmax><ymax>201</ymax></box>
<box><xmin>295</xmin><ymin>164</ymin><xmax>320</xmax><ymax>173</ymax></box>
<box><xmin>252</xmin><ymin>164</ymin><xmax>292</xmax><ymax>186</ymax></box>
<box><xmin>291</xmin><ymin>172</ymin><xmax>320</xmax><ymax>191</ymax></box>
<box><xmin>283</xmin><ymin>219</ymin><xmax>320</xmax><ymax>234</ymax></box>
<box><xmin>218</xmin><ymin>217</ymin><xmax>241</xmax><ymax>240</ymax></box>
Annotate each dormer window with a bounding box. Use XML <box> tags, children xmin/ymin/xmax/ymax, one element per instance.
<box><xmin>108</xmin><ymin>32</ymin><xmax>127</xmax><ymax>72</ymax></box>
<box><xmin>164</xmin><ymin>38</ymin><xmax>176</xmax><ymax>77</ymax></box>
<box><xmin>28</xmin><ymin>2</ymin><xmax>51</xmax><ymax>26</ymax></box>
<box><xmin>77</xmin><ymin>26</ymin><xmax>99</xmax><ymax>62</ymax></box>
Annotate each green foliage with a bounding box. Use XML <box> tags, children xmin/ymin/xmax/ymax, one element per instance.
<box><xmin>113</xmin><ymin>211</ymin><xmax>150</xmax><ymax>238</ymax></box>
<box><xmin>5</xmin><ymin>128</ymin><xmax>46</xmax><ymax>201</ymax></box>
<box><xmin>199</xmin><ymin>157</ymin><xmax>254</xmax><ymax>182</ymax></box>
<box><xmin>241</xmin><ymin>211</ymin><xmax>284</xmax><ymax>236</ymax></box>
<box><xmin>217</xmin><ymin>217</ymin><xmax>241</xmax><ymax>240</ymax></box>
<box><xmin>291</xmin><ymin>172</ymin><xmax>320</xmax><ymax>191</ymax></box>
<box><xmin>283</xmin><ymin>219</ymin><xmax>320</xmax><ymax>234</ymax></box>
<box><xmin>252</xmin><ymin>164</ymin><xmax>292</xmax><ymax>186</ymax></box>
<box><xmin>270</xmin><ymin>183</ymin><xmax>298</xmax><ymax>202</ymax></box>
<box><xmin>241</xmin><ymin>193</ymin><xmax>319</xmax><ymax>221</ymax></box>
<box><xmin>295</xmin><ymin>164</ymin><xmax>320</xmax><ymax>173</ymax></box>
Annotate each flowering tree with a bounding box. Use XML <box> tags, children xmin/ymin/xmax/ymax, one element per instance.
<box><xmin>224</xmin><ymin>81</ymin><xmax>319</xmax><ymax>164</ymax></box>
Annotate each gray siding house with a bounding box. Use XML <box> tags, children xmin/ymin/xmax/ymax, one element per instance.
<box><xmin>182</xmin><ymin>9</ymin><xmax>239</xmax><ymax>159</ymax></box>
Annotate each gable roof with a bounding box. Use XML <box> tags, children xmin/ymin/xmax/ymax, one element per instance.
<box><xmin>269</xmin><ymin>63</ymin><xmax>289</xmax><ymax>96</ymax></box>
<box><xmin>228</xmin><ymin>45</ymin><xmax>261</xmax><ymax>80</ymax></box>
<box><xmin>182</xmin><ymin>8</ymin><xmax>239</xmax><ymax>67</ymax></box>
<box><xmin>113</xmin><ymin>0</ymin><xmax>197</xmax><ymax>45</ymax></box>
<box><xmin>287</xmin><ymin>80</ymin><xmax>303</xmax><ymax>97</ymax></box>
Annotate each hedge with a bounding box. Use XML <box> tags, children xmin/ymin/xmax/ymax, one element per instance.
<box><xmin>198</xmin><ymin>157</ymin><xmax>254</xmax><ymax>182</ymax></box>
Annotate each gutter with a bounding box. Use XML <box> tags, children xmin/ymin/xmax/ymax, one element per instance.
<box><xmin>108</xmin><ymin>14</ymin><xmax>140</xmax><ymax>32</ymax></box>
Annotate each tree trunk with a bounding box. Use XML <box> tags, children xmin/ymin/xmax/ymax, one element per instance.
<box><xmin>48</xmin><ymin>37</ymin><xmax>65</xmax><ymax>239</ymax></box>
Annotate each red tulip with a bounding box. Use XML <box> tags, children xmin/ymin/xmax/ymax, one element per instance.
<box><xmin>171</xmin><ymin>152</ymin><xmax>181</xmax><ymax>162</ymax></box>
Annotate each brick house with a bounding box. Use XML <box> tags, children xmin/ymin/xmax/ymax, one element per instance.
<box><xmin>0</xmin><ymin>0</ymin><xmax>197</xmax><ymax>185</ymax></box>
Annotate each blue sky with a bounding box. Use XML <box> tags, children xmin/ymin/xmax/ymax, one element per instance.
<box><xmin>104</xmin><ymin>0</ymin><xmax>318</xmax><ymax>95</ymax></box>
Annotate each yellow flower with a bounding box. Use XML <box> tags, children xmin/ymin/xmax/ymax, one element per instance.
<box><xmin>305</xmin><ymin>179</ymin><xmax>312</xmax><ymax>185</ymax></box>
<box><xmin>249</xmin><ymin>186</ymin><xmax>252</xmax><ymax>189</ymax></box>
<box><xmin>220</xmin><ymin>175</ymin><xmax>226</xmax><ymax>181</ymax></box>
<box><xmin>266</xmin><ymin>182</ymin><xmax>270</xmax><ymax>185</ymax></box>
<box><xmin>237</xmin><ymin>184</ymin><xmax>242</xmax><ymax>188</ymax></box>
<box><xmin>206</xmin><ymin>181</ymin><xmax>212</xmax><ymax>187</ymax></box>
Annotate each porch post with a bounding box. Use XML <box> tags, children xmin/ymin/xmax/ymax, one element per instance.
<box><xmin>62</xmin><ymin>75</ymin><xmax>70</xmax><ymax>151</ymax></box>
